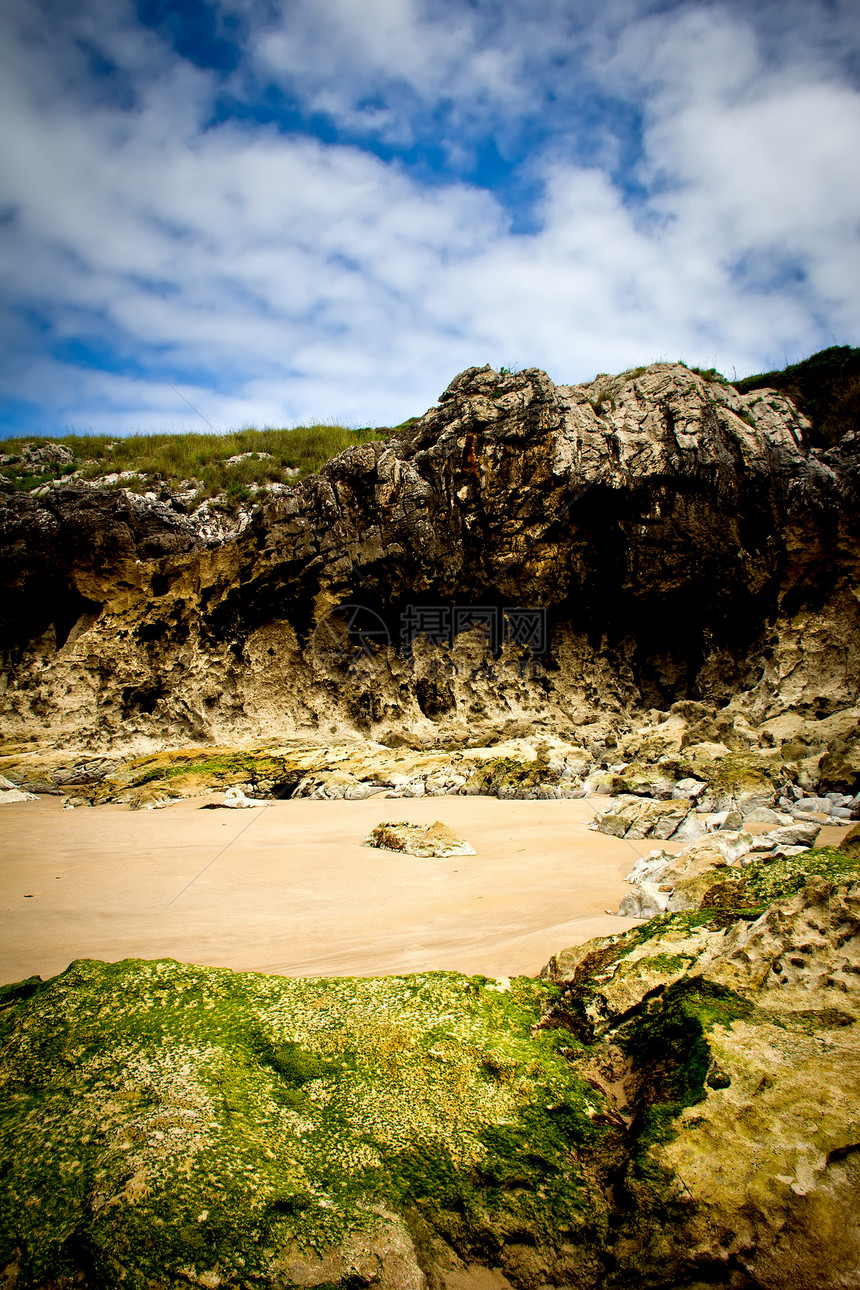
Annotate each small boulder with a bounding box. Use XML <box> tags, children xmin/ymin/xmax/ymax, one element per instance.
<box><xmin>764</xmin><ymin>821</ymin><xmax>821</xmax><ymax>848</ymax></box>
<box><xmin>673</xmin><ymin>777</ymin><xmax>708</xmax><ymax>799</ymax></box>
<box><xmin>618</xmin><ymin>882</ymin><xmax>670</xmax><ymax>919</ymax></box>
<box><xmin>0</xmin><ymin>786</ymin><xmax>37</xmax><ymax>804</ymax></box>
<box><xmin>743</xmin><ymin>806</ymin><xmax>792</xmax><ymax>825</ymax></box>
<box><xmin>219</xmin><ymin>787</ymin><xmax>268</xmax><ymax>809</ymax></box>
<box><xmin>672</xmin><ymin>813</ymin><xmax>707</xmax><ymax>842</ymax></box>
<box><xmin>626</xmin><ymin>850</ymin><xmax>673</xmax><ymax>885</ymax></box>
<box><xmin>364</xmin><ymin>821</ymin><xmax>476</xmax><ymax>857</ymax></box>
<box><xmin>594</xmin><ymin>795</ymin><xmax>693</xmax><ymax>840</ymax></box>
<box><xmin>22</xmin><ymin>441</ymin><xmax>73</xmax><ymax>469</ymax></box>
<box><xmin>619</xmin><ymin>768</ymin><xmax>677</xmax><ymax>800</ymax></box>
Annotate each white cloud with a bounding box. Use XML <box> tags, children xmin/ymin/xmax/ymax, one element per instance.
<box><xmin>0</xmin><ymin>0</ymin><xmax>857</xmax><ymax>434</ymax></box>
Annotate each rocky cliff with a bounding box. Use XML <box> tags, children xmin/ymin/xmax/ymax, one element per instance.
<box><xmin>2</xmin><ymin>362</ymin><xmax>860</xmax><ymax>1288</ymax></box>
<box><xmin>1</xmin><ymin>362</ymin><xmax>859</xmax><ymax>769</ymax></box>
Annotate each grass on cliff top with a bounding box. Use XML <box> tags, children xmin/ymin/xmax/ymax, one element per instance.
<box><xmin>4</xmin><ymin>344</ymin><xmax>857</xmax><ymax>501</ymax></box>
<box><xmin>0</xmin><ymin>959</ymin><xmax>609</xmax><ymax>1290</ymax></box>
<box><xmin>733</xmin><ymin>344</ymin><xmax>860</xmax><ymax>449</ymax></box>
<box><xmin>0</xmin><ymin>421</ymin><xmax>407</xmax><ymax>502</ymax></box>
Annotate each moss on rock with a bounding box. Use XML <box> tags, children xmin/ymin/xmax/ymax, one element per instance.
<box><xmin>462</xmin><ymin>758</ymin><xmax>560</xmax><ymax>798</ymax></box>
<box><xmin>0</xmin><ymin>960</ymin><xmax>614</xmax><ymax>1289</ymax></box>
<box><xmin>741</xmin><ymin>845</ymin><xmax>860</xmax><ymax>905</ymax></box>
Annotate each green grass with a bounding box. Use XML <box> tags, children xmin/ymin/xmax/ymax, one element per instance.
<box><xmin>679</xmin><ymin>363</ymin><xmax>731</xmax><ymax>385</ymax></box>
<box><xmin>5</xmin><ymin>345</ymin><xmax>856</xmax><ymax>502</ymax></box>
<box><xmin>0</xmin><ymin>422</ymin><xmax>404</xmax><ymax>506</ymax></box>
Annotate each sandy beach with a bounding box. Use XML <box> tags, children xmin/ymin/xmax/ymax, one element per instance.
<box><xmin>0</xmin><ymin>793</ymin><xmax>669</xmax><ymax>984</ymax></box>
<box><xmin>3</xmin><ymin>794</ymin><xmax>847</xmax><ymax>986</ymax></box>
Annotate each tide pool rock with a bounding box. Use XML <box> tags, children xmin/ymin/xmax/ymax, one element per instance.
<box><xmin>0</xmin><ymin>963</ymin><xmax>612</xmax><ymax>1290</ymax></box>
<box><xmin>543</xmin><ymin>872</ymin><xmax>860</xmax><ymax>1288</ymax></box>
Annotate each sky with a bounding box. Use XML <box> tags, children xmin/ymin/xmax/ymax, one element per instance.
<box><xmin>0</xmin><ymin>0</ymin><xmax>858</xmax><ymax>436</ymax></box>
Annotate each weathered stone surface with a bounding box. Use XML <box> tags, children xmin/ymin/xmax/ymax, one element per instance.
<box><xmin>217</xmin><ymin>785</ymin><xmax>269</xmax><ymax>808</ymax></box>
<box><xmin>1</xmin><ymin>363</ymin><xmax>858</xmax><ymax>773</ymax></box>
<box><xmin>743</xmin><ymin>805</ymin><xmax>792</xmax><ymax>824</ymax></box>
<box><xmin>542</xmin><ymin>863</ymin><xmax>860</xmax><ymax>1288</ymax></box>
<box><xmin>767</xmin><ymin>821</ymin><xmax>822</xmax><ymax>848</ymax></box>
<box><xmin>595</xmin><ymin>794</ymin><xmax>693</xmax><ymax>840</ymax></box>
<box><xmin>618</xmin><ymin>881</ymin><xmax>671</xmax><ymax>919</ymax></box>
<box><xmin>618</xmin><ymin>825</ymin><xmax>834</xmax><ymax>917</ymax></box>
<box><xmin>0</xmin><ymin>785</ymin><xmax>36</xmax><ymax>804</ymax></box>
<box><xmin>363</xmin><ymin>820</ymin><xmax>476</xmax><ymax>857</ymax></box>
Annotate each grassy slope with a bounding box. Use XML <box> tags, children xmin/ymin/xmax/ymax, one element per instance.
<box><xmin>733</xmin><ymin>344</ymin><xmax>860</xmax><ymax>449</ymax></box>
<box><xmin>0</xmin><ymin>422</ymin><xmax>414</xmax><ymax>506</ymax></box>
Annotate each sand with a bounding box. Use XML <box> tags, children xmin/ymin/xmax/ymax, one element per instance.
<box><xmin>2</xmin><ymin>795</ymin><xmax>846</xmax><ymax>986</ymax></box>
<box><xmin>0</xmin><ymin>793</ymin><xmax>660</xmax><ymax>985</ymax></box>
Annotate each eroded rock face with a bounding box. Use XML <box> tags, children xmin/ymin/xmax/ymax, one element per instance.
<box><xmin>540</xmin><ymin>866</ymin><xmax>860</xmax><ymax>1289</ymax></box>
<box><xmin>1</xmin><ymin>363</ymin><xmax>858</xmax><ymax>763</ymax></box>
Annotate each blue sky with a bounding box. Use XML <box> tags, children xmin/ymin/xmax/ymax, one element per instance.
<box><xmin>1</xmin><ymin>0</ymin><xmax>858</xmax><ymax>436</ymax></box>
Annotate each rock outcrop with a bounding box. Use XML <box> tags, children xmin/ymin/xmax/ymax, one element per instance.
<box><xmin>540</xmin><ymin>856</ymin><xmax>860</xmax><ymax>1289</ymax></box>
<box><xmin>363</xmin><ymin>820</ymin><xmax>476</xmax><ymax>857</ymax></box>
<box><xmin>1</xmin><ymin>363</ymin><xmax>858</xmax><ymax>774</ymax></box>
<box><xmin>2</xmin><ymin>842</ymin><xmax>858</xmax><ymax>1289</ymax></box>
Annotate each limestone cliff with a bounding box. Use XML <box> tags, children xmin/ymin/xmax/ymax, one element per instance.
<box><xmin>1</xmin><ymin>363</ymin><xmax>858</xmax><ymax>757</ymax></box>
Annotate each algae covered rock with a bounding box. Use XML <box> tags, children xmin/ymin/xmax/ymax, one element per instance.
<box><xmin>363</xmin><ymin>820</ymin><xmax>476</xmax><ymax>857</ymax></box>
<box><xmin>3</xmin><ymin>859</ymin><xmax>860</xmax><ymax>1290</ymax></box>
<box><xmin>0</xmin><ymin>960</ymin><xmax>618</xmax><ymax>1290</ymax></box>
<box><xmin>542</xmin><ymin>871</ymin><xmax>860</xmax><ymax>1289</ymax></box>
<box><xmin>461</xmin><ymin>758</ymin><xmax>564</xmax><ymax>799</ymax></box>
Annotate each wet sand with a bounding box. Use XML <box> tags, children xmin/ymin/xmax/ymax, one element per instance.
<box><xmin>6</xmin><ymin>794</ymin><xmax>843</xmax><ymax>986</ymax></box>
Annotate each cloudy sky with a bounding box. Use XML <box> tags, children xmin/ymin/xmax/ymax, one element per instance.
<box><xmin>1</xmin><ymin>0</ymin><xmax>858</xmax><ymax>436</ymax></box>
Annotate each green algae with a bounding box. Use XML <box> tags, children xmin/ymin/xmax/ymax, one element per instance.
<box><xmin>680</xmin><ymin>844</ymin><xmax>860</xmax><ymax>923</ymax></box>
<box><xmin>618</xmin><ymin>978</ymin><xmax>754</xmax><ymax>1176</ymax></box>
<box><xmin>121</xmin><ymin>751</ymin><xmax>301</xmax><ymax>791</ymax></box>
<box><xmin>632</xmin><ymin>952</ymin><xmax>696</xmax><ymax>974</ymax></box>
<box><xmin>463</xmin><ymin>758</ymin><xmax>560</xmax><ymax>796</ymax></box>
<box><xmin>698</xmin><ymin>751</ymin><xmax>778</xmax><ymax>794</ymax></box>
<box><xmin>732</xmin><ymin>846</ymin><xmax>860</xmax><ymax>908</ymax></box>
<box><xmin>5</xmin><ymin>867</ymin><xmax>855</xmax><ymax>1287</ymax></box>
<box><xmin>0</xmin><ymin>960</ymin><xmax>610</xmax><ymax>1288</ymax></box>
